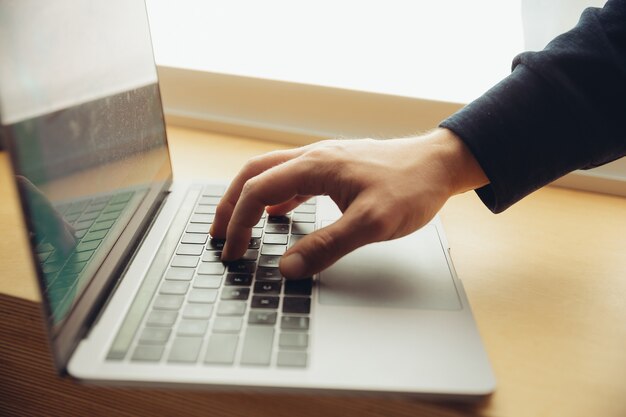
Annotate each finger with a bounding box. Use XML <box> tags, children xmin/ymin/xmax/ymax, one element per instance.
<box><xmin>222</xmin><ymin>156</ymin><xmax>330</xmax><ymax>260</ymax></box>
<box><xmin>265</xmin><ymin>195</ymin><xmax>313</xmax><ymax>216</ymax></box>
<box><xmin>210</xmin><ymin>148</ymin><xmax>303</xmax><ymax>238</ymax></box>
<box><xmin>280</xmin><ymin>198</ymin><xmax>391</xmax><ymax>278</ymax></box>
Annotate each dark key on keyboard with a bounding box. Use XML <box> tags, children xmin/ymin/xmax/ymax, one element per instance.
<box><xmin>256</xmin><ymin>267</ymin><xmax>282</xmax><ymax>281</ymax></box>
<box><xmin>225</xmin><ymin>273</ymin><xmax>253</xmax><ymax>286</ymax></box>
<box><xmin>282</xmin><ymin>297</ymin><xmax>311</xmax><ymax>314</ymax></box>
<box><xmin>251</xmin><ymin>295</ymin><xmax>279</xmax><ymax>309</ymax></box>
<box><xmin>227</xmin><ymin>261</ymin><xmax>256</xmax><ymax>274</ymax></box>
<box><xmin>265</xmin><ymin>224</ymin><xmax>289</xmax><ymax>234</ymax></box>
<box><xmin>207</xmin><ymin>238</ymin><xmax>226</xmax><ymax>250</ymax></box>
<box><xmin>267</xmin><ymin>215</ymin><xmax>290</xmax><ymax>224</ymax></box>
<box><xmin>254</xmin><ymin>281</ymin><xmax>282</xmax><ymax>294</ymax></box>
<box><xmin>284</xmin><ymin>278</ymin><xmax>313</xmax><ymax>295</ymax></box>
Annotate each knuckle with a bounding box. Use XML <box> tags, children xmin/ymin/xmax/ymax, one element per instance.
<box><xmin>241</xmin><ymin>177</ymin><xmax>260</xmax><ymax>196</ymax></box>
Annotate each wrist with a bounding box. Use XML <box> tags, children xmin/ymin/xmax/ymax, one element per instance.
<box><xmin>427</xmin><ymin>128</ymin><xmax>489</xmax><ymax>195</ymax></box>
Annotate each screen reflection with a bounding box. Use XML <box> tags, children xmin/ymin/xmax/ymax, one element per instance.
<box><xmin>0</xmin><ymin>1</ymin><xmax>172</xmax><ymax>326</ymax></box>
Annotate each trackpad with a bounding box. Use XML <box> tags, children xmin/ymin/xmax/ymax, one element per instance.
<box><xmin>318</xmin><ymin>225</ymin><xmax>461</xmax><ymax>310</ymax></box>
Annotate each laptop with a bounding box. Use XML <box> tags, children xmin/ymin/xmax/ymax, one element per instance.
<box><xmin>0</xmin><ymin>0</ymin><xmax>495</xmax><ymax>400</ymax></box>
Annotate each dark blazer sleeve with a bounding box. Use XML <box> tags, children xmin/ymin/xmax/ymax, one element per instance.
<box><xmin>439</xmin><ymin>0</ymin><xmax>626</xmax><ymax>213</ymax></box>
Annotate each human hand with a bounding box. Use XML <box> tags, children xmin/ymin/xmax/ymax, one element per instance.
<box><xmin>211</xmin><ymin>128</ymin><xmax>487</xmax><ymax>279</ymax></box>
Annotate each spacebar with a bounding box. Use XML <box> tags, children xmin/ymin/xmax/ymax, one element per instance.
<box><xmin>240</xmin><ymin>326</ymin><xmax>274</xmax><ymax>366</ymax></box>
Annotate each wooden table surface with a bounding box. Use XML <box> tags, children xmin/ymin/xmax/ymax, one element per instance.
<box><xmin>1</xmin><ymin>125</ymin><xmax>625</xmax><ymax>417</ymax></box>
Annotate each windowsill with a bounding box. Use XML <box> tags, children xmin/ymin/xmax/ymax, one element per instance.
<box><xmin>149</xmin><ymin>0</ymin><xmax>624</xmax><ymax>197</ymax></box>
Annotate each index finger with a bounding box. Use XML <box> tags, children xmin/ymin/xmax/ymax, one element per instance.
<box><xmin>221</xmin><ymin>154</ymin><xmax>329</xmax><ymax>260</ymax></box>
<box><xmin>210</xmin><ymin>148</ymin><xmax>303</xmax><ymax>239</ymax></box>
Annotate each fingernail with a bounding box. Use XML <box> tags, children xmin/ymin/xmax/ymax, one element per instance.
<box><xmin>280</xmin><ymin>253</ymin><xmax>306</xmax><ymax>278</ymax></box>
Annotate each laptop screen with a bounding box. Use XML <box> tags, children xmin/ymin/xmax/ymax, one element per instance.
<box><xmin>0</xmin><ymin>0</ymin><xmax>172</xmax><ymax>334</ymax></box>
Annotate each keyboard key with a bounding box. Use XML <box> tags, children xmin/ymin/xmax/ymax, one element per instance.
<box><xmin>248</xmin><ymin>238</ymin><xmax>261</xmax><ymax>249</ymax></box>
<box><xmin>188</xmin><ymin>289</ymin><xmax>218</xmax><ymax>303</ymax></box>
<box><xmin>221</xmin><ymin>287</ymin><xmax>250</xmax><ymax>300</ymax></box>
<box><xmin>194</xmin><ymin>204</ymin><xmax>217</xmax><ymax>214</ymax></box>
<box><xmin>277</xmin><ymin>351</ymin><xmax>307</xmax><ymax>367</ymax></box>
<box><xmin>255</xmin><ymin>267</ymin><xmax>282</xmax><ymax>281</ymax></box>
<box><xmin>292</xmin><ymin>213</ymin><xmax>315</xmax><ymax>223</ymax></box>
<box><xmin>146</xmin><ymin>310</ymin><xmax>178</xmax><ymax>327</ymax></box>
<box><xmin>294</xmin><ymin>205</ymin><xmax>316</xmax><ymax>213</ymax></box>
<box><xmin>186</xmin><ymin>223</ymin><xmax>211</xmax><ymax>234</ymax></box>
<box><xmin>202</xmin><ymin>251</ymin><xmax>222</xmax><ymax>262</ymax></box>
<box><xmin>197</xmin><ymin>262</ymin><xmax>226</xmax><ymax>275</ymax></box>
<box><xmin>207</xmin><ymin>238</ymin><xmax>226</xmax><ymax>250</ymax></box>
<box><xmin>171</xmin><ymin>255</ymin><xmax>199</xmax><ymax>268</ymax></box>
<box><xmin>284</xmin><ymin>278</ymin><xmax>313</xmax><ymax>295</ymax></box>
<box><xmin>253</xmin><ymin>218</ymin><xmax>266</xmax><ymax>228</ymax></box>
<box><xmin>288</xmin><ymin>235</ymin><xmax>304</xmax><ymax>248</ymax></box>
<box><xmin>260</xmin><ymin>245</ymin><xmax>286</xmax><ymax>256</ymax></box>
<box><xmin>291</xmin><ymin>223</ymin><xmax>315</xmax><ymax>235</ymax></box>
<box><xmin>251</xmin><ymin>228</ymin><xmax>263</xmax><ymax>238</ymax></box>
<box><xmin>182</xmin><ymin>304</ymin><xmax>214</xmax><ymax>319</ymax></box>
<box><xmin>176</xmin><ymin>244</ymin><xmax>204</xmax><ymax>256</ymax></box>
<box><xmin>258</xmin><ymin>256</ymin><xmax>281</xmax><ymax>268</ymax></box>
<box><xmin>204</xmin><ymin>334</ymin><xmax>239</xmax><ymax>365</ymax></box>
<box><xmin>251</xmin><ymin>295</ymin><xmax>279</xmax><ymax>309</ymax></box>
<box><xmin>217</xmin><ymin>301</ymin><xmax>246</xmax><ymax>316</ymax></box>
<box><xmin>131</xmin><ymin>345</ymin><xmax>164</xmax><ymax>362</ymax></box>
<box><xmin>225</xmin><ymin>273</ymin><xmax>252</xmax><ymax>286</ymax></box>
<box><xmin>281</xmin><ymin>316</ymin><xmax>309</xmax><ymax>330</ymax></box>
<box><xmin>254</xmin><ymin>281</ymin><xmax>281</xmax><ymax>295</ymax></box>
<box><xmin>248</xmin><ymin>310</ymin><xmax>277</xmax><ymax>325</ymax></box>
<box><xmin>168</xmin><ymin>337</ymin><xmax>203</xmax><ymax>363</ymax></box>
<box><xmin>241</xmin><ymin>249</ymin><xmax>259</xmax><ymax>261</ymax></box>
<box><xmin>165</xmin><ymin>267</ymin><xmax>194</xmax><ymax>281</ymax></box>
<box><xmin>190</xmin><ymin>214</ymin><xmax>215</xmax><ymax>224</ymax></box>
<box><xmin>282</xmin><ymin>297</ymin><xmax>311</xmax><ymax>314</ymax></box>
<box><xmin>177</xmin><ymin>319</ymin><xmax>209</xmax><ymax>336</ymax></box>
<box><xmin>265</xmin><ymin>224</ymin><xmax>289</xmax><ymax>234</ymax></box>
<box><xmin>139</xmin><ymin>327</ymin><xmax>171</xmax><ymax>344</ymax></box>
<box><xmin>227</xmin><ymin>261</ymin><xmax>256</xmax><ymax>274</ymax></box>
<box><xmin>240</xmin><ymin>326</ymin><xmax>275</xmax><ymax>366</ymax></box>
<box><xmin>263</xmin><ymin>234</ymin><xmax>288</xmax><ymax>245</ymax></box>
<box><xmin>267</xmin><ymin>215</ymin><xmax>290</xmax><ymax>224</ymax></box>
<box><xmin>181</xmin><ymin>233</ymin><xmax>208</xmax><ymax>244</ymax></box>
<box><xmin>199</xmin><ymin>196</ymin><xmax>220</xmax><ymax>205</ymax></box>
<box><xmin>159</xmin><ymin>281</ymin><xmax>189</xmax><ymax>295</ymax></box>
<box><xmin>193</xmin><ymin>275</ymin><xmax>222</xmax><ymax>289</ymax></box>
<box><xmin>279</xmin><ymin>332</ymin><xmax>308</xmax><ymax>349</ymax></box>
<box><xmin>153</xmin><ymin>295</ymin><xmax>184</xmax><ymax>310</ymax></box>
<box><xmin>212</xmin><ymin>317</ymin><xmax>243</xmax><ymax>333</ymax></box>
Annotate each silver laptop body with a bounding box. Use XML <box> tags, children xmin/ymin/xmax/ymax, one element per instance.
<box><xmin>0</xmin><ymin>0</ymin><xmax>495</xmax><ymax>400</ymax></box>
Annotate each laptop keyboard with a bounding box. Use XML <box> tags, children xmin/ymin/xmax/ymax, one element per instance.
<box><xmin>116</xmin><ymin>185</ymin><xmax>314</xmax><ymax>368</ymax></box>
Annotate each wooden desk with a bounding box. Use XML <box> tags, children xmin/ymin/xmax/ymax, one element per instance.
<box><xmin>1</xmin><ymin>126</ymin><xmax>625</xmax><ymax>417</ymax></box>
